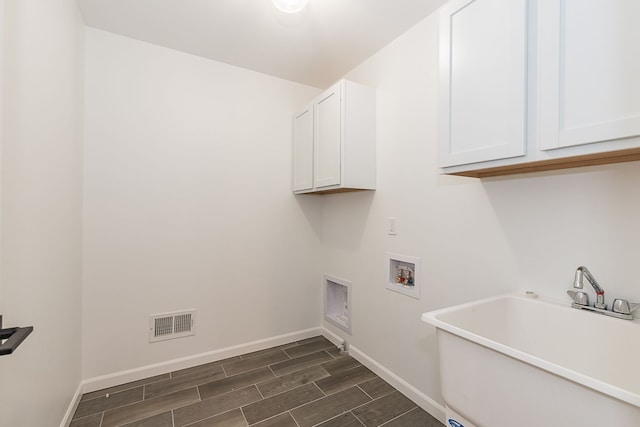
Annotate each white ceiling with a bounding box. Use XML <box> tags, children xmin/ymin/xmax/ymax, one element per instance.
<box><xmin>76</xmin><ymin>0</ymin><xmax>446</xmax><ymax>88</ymax></box>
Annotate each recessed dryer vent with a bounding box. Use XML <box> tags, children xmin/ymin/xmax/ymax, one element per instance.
<box><xmin>324</xmin><ymin>275</ymin><xmax>352</xmax><ymax>334</ymax></box>
<box><xmin>149</xmin><ymin>309</ymin><xmax>196</xmax><ymax>343</ymax></box>
<box><xmin>386</xmin><ymin>253</ymin><xmax>421</xmax><ymax>299</ymax></box>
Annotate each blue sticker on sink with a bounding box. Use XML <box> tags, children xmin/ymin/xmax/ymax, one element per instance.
<box><xmin>448</xmin><ymin>420</ymin><xmax>464</xmax><ymax>427</ymax></box>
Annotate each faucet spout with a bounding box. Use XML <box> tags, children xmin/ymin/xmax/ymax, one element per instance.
<box><xmin>574</xmin><ymin>266</ymin><xmax>606</xmax><ymax>309</ymax></box>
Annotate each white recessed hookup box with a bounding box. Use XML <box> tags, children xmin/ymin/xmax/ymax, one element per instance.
<box><xmin>386</xmin><ymin>252</ymin><xmax>421</xmax><ymax>299</ymax></box>
<box><xmin>324</xmin><ymin>274</ymin><xmax>352</xmax><ymax>334</ymax></box>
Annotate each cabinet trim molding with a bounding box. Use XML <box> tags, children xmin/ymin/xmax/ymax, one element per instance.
<box><xmin>447</xmin><ymin>147</ymin><xmax>640</xmax><ymax>178</ymax></box>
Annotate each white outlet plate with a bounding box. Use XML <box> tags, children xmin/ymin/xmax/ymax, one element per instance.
<box><xmin>388</xmin><ymin>217</ymin><xmax>397</xmax><ymax>235</ymax></box>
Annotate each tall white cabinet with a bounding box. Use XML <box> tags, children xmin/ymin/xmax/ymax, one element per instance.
<box><xmin>293</xmin><ymin>79</ymin><xmax>376</xmax><ymax>194</ymax></box>
<box><xmin>440</xmin><ymin>0</ymin><xmax>640</xmax><ymax>177</ymax></box>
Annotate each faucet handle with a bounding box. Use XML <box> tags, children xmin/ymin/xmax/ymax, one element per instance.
<box><xmin>567</xmin><ymin>290</ymin><xmax>589</xmax><ymax>306</ymax></box>
<box><xmin>612</xmin><ymin>299</ymin><xmax>640</xmax><ymax>315</ymax></box>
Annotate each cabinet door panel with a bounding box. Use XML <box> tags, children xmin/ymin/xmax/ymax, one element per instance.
<box><xmin>439</xmin><ymin>0</ymin><xmax>527</xmax><ymax>167</ymax></box>
<box><xmin>314</xmin><ymin>86</ymin><xmax>341</xmax><ymax>188</ymax></box>
<box><xmin>539</xmin><ymin>0</ymin><xmax>640</xmax><ymax>150</ymax></box>
<box><xmin>293</xmin><ymin>105</ymin><xmax>313</xmax><ymax>192</ymax></box>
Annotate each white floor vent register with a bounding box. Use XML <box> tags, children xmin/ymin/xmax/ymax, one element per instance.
<box><xmin>149</xmin><ymin>309</ymin><xmax>196</xmax><ymax>343</ymax></box>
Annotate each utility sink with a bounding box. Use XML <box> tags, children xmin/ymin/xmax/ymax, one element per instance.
<box><xmin>422</xmin><ymin>292</ymin><xmax>640</xmax><ymax>427</ymax></box>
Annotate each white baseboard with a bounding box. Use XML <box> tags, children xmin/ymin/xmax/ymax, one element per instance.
<box><xmin>81</xmin><ymin>327</ymin><xmax>323</xmax><ymax>394</ymax></box>
<box><xmin>348</xmin><ymin>344</ymin><xmax>446</xmax><ymax>424</ymax></box>
<box><xmin>60</xmin><ymin>383</ymin><xmax>84</xmax><ymax>427</ymax></box>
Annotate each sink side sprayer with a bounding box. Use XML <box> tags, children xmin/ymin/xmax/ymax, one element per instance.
<box><xmin>567</xmin><ymin>266</ymin><xmax>640</xmax><ymax>320</ymax></box>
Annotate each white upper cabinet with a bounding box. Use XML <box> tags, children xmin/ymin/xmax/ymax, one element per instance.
<box><xmin>538</xmin><ymin>0</ymin><xmax>640</xmax><ymax>150</ymax></box>
<box><xmin>440</xmin><ymin>0</ymin><xmax>640</xmax><ymax>177</ymax></box>
<box><xmin>293</xmin><ymin>79</ymin><xmax>376</xmax><ymax>194</ymax></box>
<box><xmin>293</xmin><ymin>104</ymin><xmax>314</xmax><ymax>192</ymax></box>
<box><xmin>439</xmin><ymin>0</ymin><xmax>528</xmax><ymax>167</ymax></box>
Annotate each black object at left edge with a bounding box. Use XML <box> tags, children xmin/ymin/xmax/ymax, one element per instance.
<box><xmin>0</xmin><ymin>315</ymin><xmax>34</xmax><ymax>356</ymax></box>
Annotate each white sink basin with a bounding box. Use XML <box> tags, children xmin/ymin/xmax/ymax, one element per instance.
<box><xmin>422</xmin><ymin>292</ymin><xmax>640</xmax><ymax>427</ymax></box>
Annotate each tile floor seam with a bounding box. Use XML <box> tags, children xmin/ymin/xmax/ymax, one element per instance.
<box><xmin>352</xmin><ymin>393</ymin><xmax>418</xmax><ymax>427</ymax></box>
<box><xmin>242</xmin><ymin>382</ymin><xmax>326</xmax><ymax>425</ymax></box>
<box><xmin>244</xmin><ymin>411</ymin><xmax>283</xmax><ymax>426</ymax></box>
<box><xmin>356</xmin><ymin>384</ymin><xmax>375</xmax><ymax>401</ymax></box>
<box><xmin>279</xmin><ymin>383</ymin><xmax>331</xmax><ymax>424</ymax></box>
<box><xmin>81</xmin><ymin>387</ymin><xmax>135</xmax><ymax>405</ymax></box>
<box><xmin>84</xmin><ymin>375</ymin><xmax>172</xmax><ymax>404</ymax></box>
<box><xmin>254</xmin><ymin>382</ymin><xmax>266</xmax><ymax>400</ymax></box>
<box><xmin>355</xmin><ymin>383</ymin><xmax>395</xmax><ymax>401</ymax></box>
<box><xmin>289</xmin><ymin>411</ymin><xmax>302</xmax><ymax>427</ymax></box>
<box><xmin>312</xmin><ymin>382</ymin><xmax>327</xmax><ymax>398</ymax></box>
<box><xmin>99</xmin><ymin>398</ymin><xmax>146</xmax><ymax>423</ymax></box>
<box><xmin>251</xmin><ymin>374</ymin><xmax>320</xmax><ymax>401</ymax></box>
<box><xmin>308</xmin><ymin>411</ymin><xmax>362</xmax><ymax>427</ymax></box>
<box><xmin>81</xmin><ymin>393</ymin><xmax>108</xmax><ymax>404</ymax></box>
<box><xmin>345</xmin><ymin>393</ymin><xmax>384</xmax><ymax>422</ymax></box>
<box><xmin>105</xmin><ymin>390</ymin><xmax>198</xmax><ymax>427</ymax></box>
<box><xmin>352</xmin><ymin>410</ymin><xmax>367</xmax><ymax>427</ymax></box>
<box><xmin>377</xmin><ymin>405</ymin><xmax>418</xmax><ymax>427</ymax></box>
<box><xmin>240</xmin><ymin>405</ymin><xmax>249</xmax><ymax>426</ymax></box>
<box><xmin>250</xmin><ymin>382</ymin><xmax>321</xmax><ymax>410</ymax></box>
<box><xmin>297</xmin><ymin>386</ymin><xmax>373</xmax><ymax>427</ymax></box>
<box><xmin>181</xmin><ymin>407</ymin><xmax>237</xmax><ymax>427</ymax></box>
<box><xmin>309</xmin><ymin>412</ymin><xmax>336</xmax><ymax>427</ymax></box>
<box><xmin>240</xmin><ymin>406</ymin><xmax>249</xmax><ymax>426</ymax></box>
<box><xmin>352</xmin><ymin>411</ymin><xmax>366</xmax><ymax>427</ymax></box>
<box><xmin>266</xmin><ymin>365</ymin><xmax>277</xmax><ymax>379</ymax></box>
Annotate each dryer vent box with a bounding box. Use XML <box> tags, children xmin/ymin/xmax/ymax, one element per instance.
<box><xmin>324</xmin><ymin>275</ymin><xmax>352</xmax><ymax>334</ymax></box>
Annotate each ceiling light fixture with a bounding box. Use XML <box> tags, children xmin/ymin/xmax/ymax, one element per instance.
<box><xmin>272</xmin><ymin>0</ymin><xmax>309</xmax><ymax>14</ymax></box>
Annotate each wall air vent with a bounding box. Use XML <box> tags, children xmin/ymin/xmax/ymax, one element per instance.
<box><xmin>149</xmin><ymin>309</ymin><xmax>196</xmax><ymax>343</ymax></box>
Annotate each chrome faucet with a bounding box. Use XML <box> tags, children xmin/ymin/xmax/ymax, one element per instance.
<box><xmin>573</xmin><ymin>266</ymin><xmax>606</xmax><ymax>309</ymax></box>
<box><xmin>567</xmin><ymin>266</ymin><xmax>640</xmax><ymax>320</ymax></box>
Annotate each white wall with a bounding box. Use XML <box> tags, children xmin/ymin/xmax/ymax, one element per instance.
<box><xmin>321</xmin><ymin>9</ymin><xmax>640</xmax><ymax>411</ymax></box>
<box><xmin>82</xmin><ymin>29</ymin><xmax>323</xmax><ymax>378</ymax></box>
<box><xmin>0</xmin><ymin>0</ymin><xmax>85</xmax><ymax>425</ymax></box>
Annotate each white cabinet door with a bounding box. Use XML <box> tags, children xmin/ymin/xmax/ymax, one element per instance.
<box><xmin>292</xmin><ymin>79</ymin><xmax>375</xmax><ymax>193</ymax></box>
<box><xmin>538</xmin><ymin>0</ymin><xmax>640</xmax><ymax>150</ymax></box>
<box><xmin>439</xmin><ymin>0</ymin><xmax>528</xmax><ymax>167</ymax></box>
<box><xmin>293</xmin><ymin>105</ymin><xmax>314</xmax><ymax>192</ymax></box>
<box><xmin>314</xmin><ymin>83</ymin><xmax>342</xmax><ymax>188</ymax></box>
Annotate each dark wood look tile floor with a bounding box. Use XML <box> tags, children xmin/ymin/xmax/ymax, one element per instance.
<box><xmin>71</xmin><ymin>336</ymin><xmax>444</xmax><ymax>427</ymax></box>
